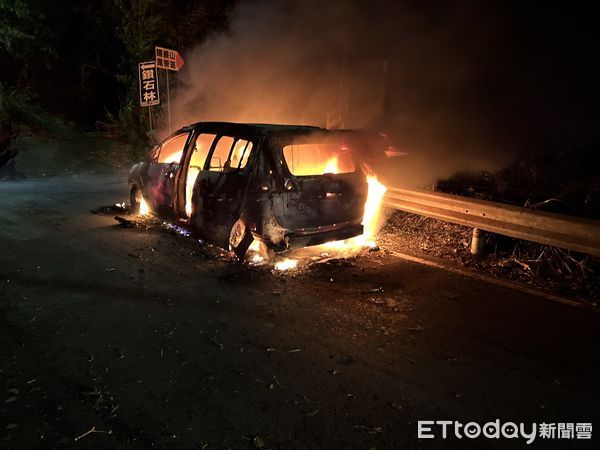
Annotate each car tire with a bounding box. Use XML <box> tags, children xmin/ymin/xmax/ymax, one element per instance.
<box><xmin>130</xmin><ymin>185</ymin><xmax>141</xmax><ymax>214</ymax></box>
<box><xmin>248</xmin><ymin>239</ymin><xmax>275</xmax><ymax>265</ymax></box>
<box><xmin>229</xmin><ymin>219</ymin><xmax>252</xmax><ymax>260</ymax></box>
<box><xmin>229</xmin><ymin>219</ymin><xmax>274</xmax><ymax>264</ymax></box>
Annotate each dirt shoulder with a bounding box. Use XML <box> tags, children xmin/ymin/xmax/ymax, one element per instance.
<box><xmin>1</xmin><ymin>131</ymin><xmax>138</xmax><ymax>181</ymax></box>
<box><xmin>379</xmin><ymin>210</ymin><xmax>600</xmax><ymax>305</ymax></box>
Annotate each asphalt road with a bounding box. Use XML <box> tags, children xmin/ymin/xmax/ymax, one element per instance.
<box><xmin>1</xmin><ymin>171</ymin><xmax>599</xmax><ymax>449</ymax></box>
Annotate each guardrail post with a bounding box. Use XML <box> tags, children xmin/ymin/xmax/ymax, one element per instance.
<box><xmin>470</xmin><ymin>228</ymin><xmax>485</xmax><ymax>255</ymax></box>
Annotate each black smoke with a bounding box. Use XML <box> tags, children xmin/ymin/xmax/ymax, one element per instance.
<box><xmin>170</xmin><ymin>0</ymin><xmax>600</xmax><ymax>186</ymax></box>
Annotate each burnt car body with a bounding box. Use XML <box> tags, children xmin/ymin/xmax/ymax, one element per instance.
<box><xmin>128</xmin><ymin>122</ymin><xmax>368</xmax><ymax>258</ymax></box>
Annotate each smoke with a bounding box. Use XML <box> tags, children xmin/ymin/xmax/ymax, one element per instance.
<box><xmin>169</xmin><ymin>0</ymin><xmax>600</xmax><ymax>187</ymax></box>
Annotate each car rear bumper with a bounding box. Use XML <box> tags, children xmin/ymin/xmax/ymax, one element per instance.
<box><xmin>284</xmin><ymin>221</ymin><xmax>363</xmax><ymax>250</ymax></box>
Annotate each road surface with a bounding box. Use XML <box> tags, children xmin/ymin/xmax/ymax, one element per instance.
<box><xmin>1</xmin><ymin>169</ymin><xmax>598</xmax><ymax>449</ymax></box>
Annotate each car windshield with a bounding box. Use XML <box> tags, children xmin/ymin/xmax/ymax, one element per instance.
<box><xmin>282</xmin><ymin>136</ymin><xmax>357</xmax><ymax>176</ymax></box>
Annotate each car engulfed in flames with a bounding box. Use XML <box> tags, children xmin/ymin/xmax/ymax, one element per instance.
<box><xmin>128</xmin><ymin>122</ymin><xmax>386</xmax><ymax>265</ymax></box>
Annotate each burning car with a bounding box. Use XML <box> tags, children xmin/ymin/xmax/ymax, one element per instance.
<box><xmin>128</xmin><ymin>122</ymin><xmax>372</xmax><ymax>260</ymax></box>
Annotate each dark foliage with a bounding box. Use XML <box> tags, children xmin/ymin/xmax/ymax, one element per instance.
<box><xmin>437</xmin><ymin>141</ymin><xmax>600</xmax><ymax>220</ymax></box>
<box><xmin>0</xmin><ymin>0</ymin><xmax>236</xmax><ymax>161</ymax></box>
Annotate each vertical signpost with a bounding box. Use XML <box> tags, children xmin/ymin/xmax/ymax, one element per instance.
<box><xmin>138</xmin><ymin>61</ymin><xmax>160</xmax><ymax>130</ymax></box>
<box><xmin>155</xmin><ymin>46</ymin><xmax>185</xmax><ymax>133</ymax></box>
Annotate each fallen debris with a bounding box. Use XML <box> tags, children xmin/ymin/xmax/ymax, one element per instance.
<box><xmin>90</xmin><ymin>203</ymin><xmax>128</xmax><ymax>215</ymax></box>
<box><xmin>355</xmin><ymin>425</ymin><xmax>384</xmax><ymax>435</ymax></box>
<box><xmin>244</xmin><ymin>435</ymin><xmax>265</xmax><ymax>449</ymax></box>
<box><xmin>162</xmin><ymin>221</ymin><xmax>192</xmax><ymax>237</ymax></box>
<box><xmin>113</xmin><ymin>216</ymin><xmax>134</xmax><ymax>228</ymax></box>
<box><xmin>74</xmin><ymin>426</ymin><xmax>112</xmax><ymax>442</ymax></box>
<box><xmin>363</xmin><ymin>286</ymin><xmax>384</xmax><ymax>293</ymax></box>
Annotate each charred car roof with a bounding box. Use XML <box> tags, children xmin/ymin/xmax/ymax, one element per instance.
<box><xmin>177</xmin><ymin>122</ymin><xmax>358</xmax><ymax>139</ymax></box>
<box><xmin>191</xmin><ymin>122</ymin><xmax>322</xmax><ymax>135</ymax></box>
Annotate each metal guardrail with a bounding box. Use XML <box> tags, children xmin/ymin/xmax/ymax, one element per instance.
<box><xmin>384</xmin><ymin>187</ymin><xmax>600</xmax><ymax>257</ymax></box>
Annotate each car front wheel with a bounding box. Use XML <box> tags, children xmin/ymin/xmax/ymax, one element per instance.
<box><xmin>129</xmin><ymin>185</ymin><xmax>142</xmax><ymax>214</ymax></box>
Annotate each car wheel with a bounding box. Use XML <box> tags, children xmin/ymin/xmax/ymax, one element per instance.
<box><xmin>246</xmin><ymin>238</ymin><xmax>275</xmax><ymax>265</ymax></box>
<box><xmin>229</xmin><ymin>219</ymin><xmax>246</xmax><ymax>251</ymax></box>
<box><xmin>229</xmin><ymin>219</ymin><xmax>274</xmax><ymax>264</ymax></box>
<box><xmin>130</xmin><ymin>185</ymin><xmax>141</xmax><ymax>214</ymax></box>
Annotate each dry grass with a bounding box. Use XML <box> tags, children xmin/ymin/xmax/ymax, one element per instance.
<box><xmin>380</xmin><ymin>211</ymin><xmax>599</xmax><ymax>304</ymax></box>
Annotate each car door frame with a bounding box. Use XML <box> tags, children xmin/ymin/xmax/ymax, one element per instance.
<box><xmin>141</xmin><ymin>128</ymin><xmax>194</xmax><ymax>217</ymax></box>
<box><xmin>173</xmin><ymin>127</ymin><xmax>219</xmax><ymax>221</ymax></box>
<box><xmin>187</xmin><ymin>130</ymin><xmax>260</xmax><ymax>250</ymax></box>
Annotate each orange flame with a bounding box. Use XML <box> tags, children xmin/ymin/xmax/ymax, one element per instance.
<box><xmin>362</xmin><ymin>174</ymin><xmax>388</xmax><ymax>239</ymax></box>
<box><xmin>273</xmin><ymin>161</ymin><xmax>387</xmax><ymax>270</ymax></box>
<box><xmin>323</xmin><ymin>157</ymin><xmax>339</xmax><ymax>174</ymax></box>
<box><xmin>185</xmin><ymin>170</ymin><xmax>196</xmax><ymax>217</ymax></box>
<box><xmin>274</xmin><ymin>258</ymin><xmax>298</xmax><ymax>271</ymax></box>
<box><xmin>139</xmin><ymin>196</ymin><xmax>150</xmax><ymax>215</ymax></box>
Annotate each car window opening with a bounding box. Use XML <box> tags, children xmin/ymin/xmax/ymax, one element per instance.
<box><xmin>184</xmin><ymin>133</ymin><xmax>217</xmax><ymax>216</ymax></box>
<box><xmin>209</xmin><ymin>136</ymin><xmax>235</xmax><ymax>171</ymax></box>
<box><xmin>283</xmin><ymin>143</ymin><xmax>355</xmax><ymax>176</ymax></box>
<box><xmin>158</xmin><ymin>133</ymin><xmax>188</xmax><ymax>164</ymax></box>
<box><xmin>229</xmin><ymin>139</ymin><xmax>253</xmax><ymax>170</ymax></box>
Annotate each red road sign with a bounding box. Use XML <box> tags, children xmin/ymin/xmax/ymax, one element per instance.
<box><xmin>155</xmin><ymin>46</ymin><xmax>185</xmax><ymax>71</ymax></box>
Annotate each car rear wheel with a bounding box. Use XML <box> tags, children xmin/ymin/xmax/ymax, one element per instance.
<box><xmin>229</xmin><ymin>219</ymin><xmax>274</xmax><ymax>264</ymax></box>
<box><xmin>246</xmin><ymin>239</ymin><xmax>275</xmax><ymax>265</ymax></box>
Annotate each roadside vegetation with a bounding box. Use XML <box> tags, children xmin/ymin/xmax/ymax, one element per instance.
<box><xmin>384</xmin><ymin>143</ymin><xmax>600</xmax><ymax>304</ymax></box>
<box><xmin>437</xmin><ymin>141</ymin><xmax>600</xmax><ymax>220</ymax></box>
<box><xmin>0</xmin><ymin>1</ymin><xmax>63</xmax><ymax>167</ymax></box>
<box><xmin>0</xmin><ymin>0</ymin><xmax>235</xmax><ymax>168</ymax></box>
<box><xmin>380</xmin><ymin>211</ymin><xmax>600</xmax><ymax>305</ymax></box>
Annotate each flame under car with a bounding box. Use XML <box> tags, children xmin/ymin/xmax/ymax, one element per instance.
<box><xmin>128</xmin><ymin>122</ymin><xmax>368</xmax><ymax>260</ymax></box>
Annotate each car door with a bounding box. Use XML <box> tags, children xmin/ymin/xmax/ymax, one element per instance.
<box><xmin>193</xmin><ymin>134</ymin><xmax>256</xmax><ymax>249</ymax></box>
<box><xmin>141</xmin><ymin>131</ymin><xmax>192</xmax><ymax>217</ymax></box>
<box><xmin>174</xmin><ymin>131</ymin><xmax>218</xmax><ymax>219</ymax></box>
<box><xmin>271</xmin><ymin>135</ymin><xmax>367</xmax><ymax>230</ymax></box>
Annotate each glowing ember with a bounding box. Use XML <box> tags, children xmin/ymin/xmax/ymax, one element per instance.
<box><xmin>248</xmin><ymin>240</ymin><xmax>262</xmax><ymax>253</ymax></box>
<box><xmin>247</xmin><ymin>240</ymin><xmax>266</xmax><ymax>265</ymax></box>
<box><xmin>274</xmin><ymin>258</ymin><xmax>298</xmax><ymax>271</ymax></box>
<box><xmin>250</xmin><ymin>253</ymin><xmax>264</xmax><ymax>264</ymax></box>
<box><xmin>139</xmin><ymin>196</ymin><xmax>150</xmax><ymax>215</ymax></box>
